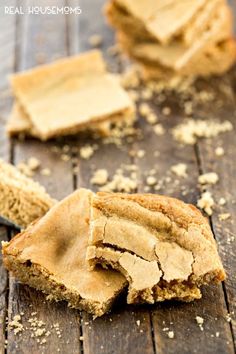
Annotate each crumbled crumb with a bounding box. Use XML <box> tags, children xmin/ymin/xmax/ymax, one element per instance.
<box><xmin>139</xmin><ymin>103</ymin><xmax>151</xmax><ymax>116</ymax></box>
<box><xmin>218</xmin><ymin>197</ymin><xmax>226</xmax><ymax>206</ymax></box>
<box><xmin>100</xmin><ymin>170</ymin><xmax>137</xmax><ymax>193</ymax></box>
<box><xmin>146</xmin><ymin>176</ymin><xmax>157</xmax><ymax>186</ymax></box>
<box><xmin>137</xmin><ymin>150</ymin><xmax>145</xmax><ymax>158</ymax></box>
<box><xmin>216</xmin><ymin>332</ymin><xmax>220</xmax><ymax>338</ymax></box>
<box><xmin>141</xmin><ymin>88</ymin><xmax>152</xmax><ymax>100</ymax></box>
<box><xmin>136</xmin><ymin>320</ymin><xmax>141</xmax><ymax>327</ymax></box>
<box><xmin>215</xmin><ymin>147</ymin><xmax>225</xmax><ymax>156</ymax></box>
<box><xmin>146</xmin><ymin>112</ymin><xmax>158</xmax><ymax>125</ymax></box>
<box><xmin>167</xmin><ymin>331</ymin><xmax>174</xmax><ymax>339</ymax></box>
<box><xmin>173</xmin><ymin>119</ymin><xmax>233</xmax><ymax>145</ymax></box>
<box><xmin>89</xmin><ymin>34</ymin><xmax>103</xmax><ymax>47</ymax></box>
<box><xmin>196</xmin><ymin>316</ymin><xmax>204</xmax><ymax>331</ymax></box>
<box><xmin>80</xmin><ymin>146</ymin><xmax>95</xmax><ymax>160</ymax></box>
<box><xmin>171</xmin><ymin>163</ymin><xmax>187</xmax><ymax>178</ymax></box>
<box><xmin>184</xmin><ymin>101</ymin><xmax>193</xmax><ymax>115</ymax></box>
<box><xmin>153</xmin><ymin>124</ymin><xmax>165</xmax><ymax>136</ymax></box>
<box><xmin>34</xmin><ymin>328</ymin><xmax>46</xmax><ymax>337</ymax></box>
<box><xmin>218</xmin><ymin>213</ymin><xmax>231</xmax><ymax>221</ymax></box>
<box><xmin>197</xmin><ymin>191</ymin><xmax>215</xmax><ymax>215</ymax></box>
<box><xmin>90</xmin><ymin>169</ymin><xmax>108</xmax><ymax>186</ymax></box>
<box><xmin>28</xmin><ymin>157</ymin><xmax>41</xmax><ymax>170</ymax></box>
<box><xmin>162</xmin><ymin>107</ymin><xmax>171</xmax><ymax>116</ymax></box>
<box><xmin>198</xmin><ymin>172</ymin><xmax>219</xmax><ymax>185</ymax></box>
<box><xmin>40</xmin><ymin>168</ymin><xmax>51</xmax><ymax>176</ymax></box>
<box><xmin>9</xmin><ymin>315</ymin><xmax>23</xmax><ymax>335</ymax></box>
<box><xmin>196</xmin><ymin>316</ymin><xmax>204</xmax><ymax>325</ymax></box>
<box><xmin>61</xmin><ymin>154</ymin><xmax>70</xmax><ymax>162</ymax></box>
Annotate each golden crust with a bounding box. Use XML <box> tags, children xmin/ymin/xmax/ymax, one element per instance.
<box><xmin>2</xmin><ymin>189</ymin><xmax>126</xmax><ymax>317</ymax></box>
<box><xmin>0</xmin><ymin>159</ymin><xmax>55</xmax><ymax>228</ymax></box>
<box><xmin>95</xmin><ymin>191</ymin><xmax>213</xmax><ymax>240</ymax></box>
<box><xmin>87</xmin><ymin>192</ymin><xmax>225</xmax><ymax>304</ymax></box>
<box><xmin>9</xmin><ymin>50</ymin><xmax>135</xmax><ymax>141</ymax></box>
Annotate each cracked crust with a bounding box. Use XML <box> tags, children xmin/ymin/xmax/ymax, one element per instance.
<box><xmin>2</xmin><ymin>189</ymin><xmax>126</xmax><ymax>317</ymax></box>
<box><xmin>86</xmin><ymin>192</ymin><xmax>226</xmax><ymax>304</ymax></box>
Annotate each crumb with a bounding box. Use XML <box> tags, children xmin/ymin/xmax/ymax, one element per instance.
<box><xmin>61</xmin><ymin>154</ymin><xmax>70</xmax><ymax>162</ymax></box>
<box><xmin>89</xmin><ymin>34</ymin><xmax>103</xmax><ymax>47</ymax></box>
<box><xmin>196</xmin><ymin>316</ymin><xmax>204</xmax><ymax>325</ymax></box>
<box><xmin>80</xmin><ymin>146</ymin><xmax>95</xmax><ymax>160</ymax></box>
<box><xmin>146</xmin><ymin>112</ymin><xmax>158</xmax><ymax>125</ymax></box>
<box><xmin>173</xmin><ymin>119</ymin><xmax>233</xmax><ymax>145</ymax></box>
<box><xmin>28</xmin><ymin>157</ymin><xmax>41</xmax><ymax>170</ymax></box>
<box><xmin>167</xmin><ymin>331</ymin><xmax>174</xmax><ymax>339</ymax></box>
<box><xmin>9</xmin><ymin>315</ymin><xmax>23</xmax><ymax>335</ymax></box>
<box><xmin>218</xmin><ymin>197</ymin><xmax>226</xmax><ymax>206</ymax></box>
<box><xmin>184</xmin><ymin>101</ymin><xmax>193</xmax><ymax>115</ymax></box>
<box><xmin>162</xmin><ymin>107</ymin><xmax>171</xmax><ymax>116</ymax></box>
<box><xmin>146</xmin><ymin>176</ymin><xmax>157</xmax><ymax>186</ymax></box>
<box><xmin>196</xmin><ymin>316</ymin><xmax>204</xmax><ymax>331</ymax></box>
<box><xmin>90</xmin><ymin>169</ymin><xmax>108</xmax><ymax>186</ymax></box>
<box><xmin>218</xmin><ymin>213</ymin><xmax>231</xmax><ymax>221</ymax></box>
<box><xmin>40</xmin><ymin>168</ymin><xmax>51</xmax><ymax>176</ymax></box>
<box><xmin>197</xmin><ymin>191</ymin><xmax>215</xmax><ymax>215</ymax></box>
<box><xmin>136</xmin><ymin>320</ymin><xmax>141</xmax><ymax>327</ymax></box>
<box><xmin>100</xmin><ymin>171</ymin><xmax>137</xmax><ymax>193</ymax></box>
<box><xmin>137</xmin><ymin>150</ymin><xmax>145</xmax><ymax>158</ymax></box>
<box><xmin>141</xmin><ymin>88</ymin><xmax>152</xmax><ymax>100</ymax></box>
<box><xmin>171</xmin><ymin>163</ymin><xmax>187</xmax><ymax>178</ymax></box>
<box><xmin>198</xmin><ymin>172</ymin><xmax>219</xmax><ymax>185</ymax></box>
<box><xmin>215</xmin><ymin>147</ymin><xmax>225</xmax><ymax>156</ymax></box>
<box><xmin>139</xmin><ymin>103</ymin><xmax>151</xmax><ymax>116</ymax></box>
<box><xmin>153</xmin><ymin>124</ymin><xmax>165</xmax><ymax>136</ymax></box>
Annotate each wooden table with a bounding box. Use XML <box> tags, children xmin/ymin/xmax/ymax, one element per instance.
<box><xmin>0</xmin><ymin>1</ymin><xmax>236</xmax><ymax>353</ymax></box>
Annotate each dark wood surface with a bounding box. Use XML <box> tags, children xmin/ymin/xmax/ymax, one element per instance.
<box><xmin>0</xmin><ymin>0</ymin><xmax>236</xmax><ymax>353</ymax></box>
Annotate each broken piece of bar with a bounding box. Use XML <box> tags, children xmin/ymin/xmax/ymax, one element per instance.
<box><xmin>106</xmin><ymin>0</ymin><xmax>208</xmax><ymax>45</ymax></box>
<box><xmin>0</xmin><ymin>159</ymin><xmax>55</xmax><ymax>228</ymax></box>
<box><xmin>87</xmin><ymin>192</ymin><xmax>225</xmax><ymax>304</ymax></box>
<box><xmin>8</xmin><ymin>50</ymin><xmax>135</xmax><ymax>140</ymax></box>
<box><xmin>106</xmin><ymin>0</ymin><xmax>236</xmax><ymax>81</ymax></box>
<box><xmin>2</xmin><ymin>189</ymin><xmax>126</xmax><ymax>317</ymax></box>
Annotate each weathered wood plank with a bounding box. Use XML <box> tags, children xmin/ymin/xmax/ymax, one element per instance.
<box><xmin>0</xmin><ymin>3</ymin><xmax>17</xmax><ymax>353</ymax></box>
<box><xmin>134</xmin><ymin>89</ymin><xmax>235</xmax><ymax>353</ymax></box>
<box><xmin>0</xmin><ymin>1</ymin><xmax>16</xmax><ymax>159</ymax></box>
<box><xmin>7</xmin><ymin>1</ymin><xmax>82</xmax><ymax>353</ymax></box>
<box><xmin>71</xmin><ymin>1</ymin><xmax>155</xmax><ymax>353</ymax></box>
<box><xmin>0</xmin><ymin>228</ymin><xmax>8</xmax><ymax>354</ymax></box>
<box><xmin>194</xmin><ymin>74</ymin><xmax>236</xmax><ymax>349</ymax></box>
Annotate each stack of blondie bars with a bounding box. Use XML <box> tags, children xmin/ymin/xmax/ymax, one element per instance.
<box><xmin>106</xmin><ymin>0</ymin><xmax>236</xmax><ymax>80</ymax></box>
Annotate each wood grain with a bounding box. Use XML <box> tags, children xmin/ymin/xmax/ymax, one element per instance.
<box><xmin>133</xmin><ymin>90</ymin><xmax>235</xmax><ymax>354</ymax></box>
<box><xmin>194</xmin><ymin>75</ymin><xmax>236</xmax><ymax>349</ymax></box>
<box><xmin>7</xmin><ymin>1</ymin><xmax>82</xmax><ymax>353</ymax></box>
<box><xmin>0</xmin><ymin>0</ymin><xmax>236</xmax><ymax>353</ymax></box>
<box><xmin>0</xmin><ymin>3</ymin><xmax>17</xmax><ymax>353</ymax></box>
<box><xmin>0</xmin><ymin>228</ymin><xmax>8</xmax><ymax>354</ymax></box>
<box><xmin>72</xmin><ymin>1</ymin><xmax>155</xmax><ymax>353</ymax></box>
